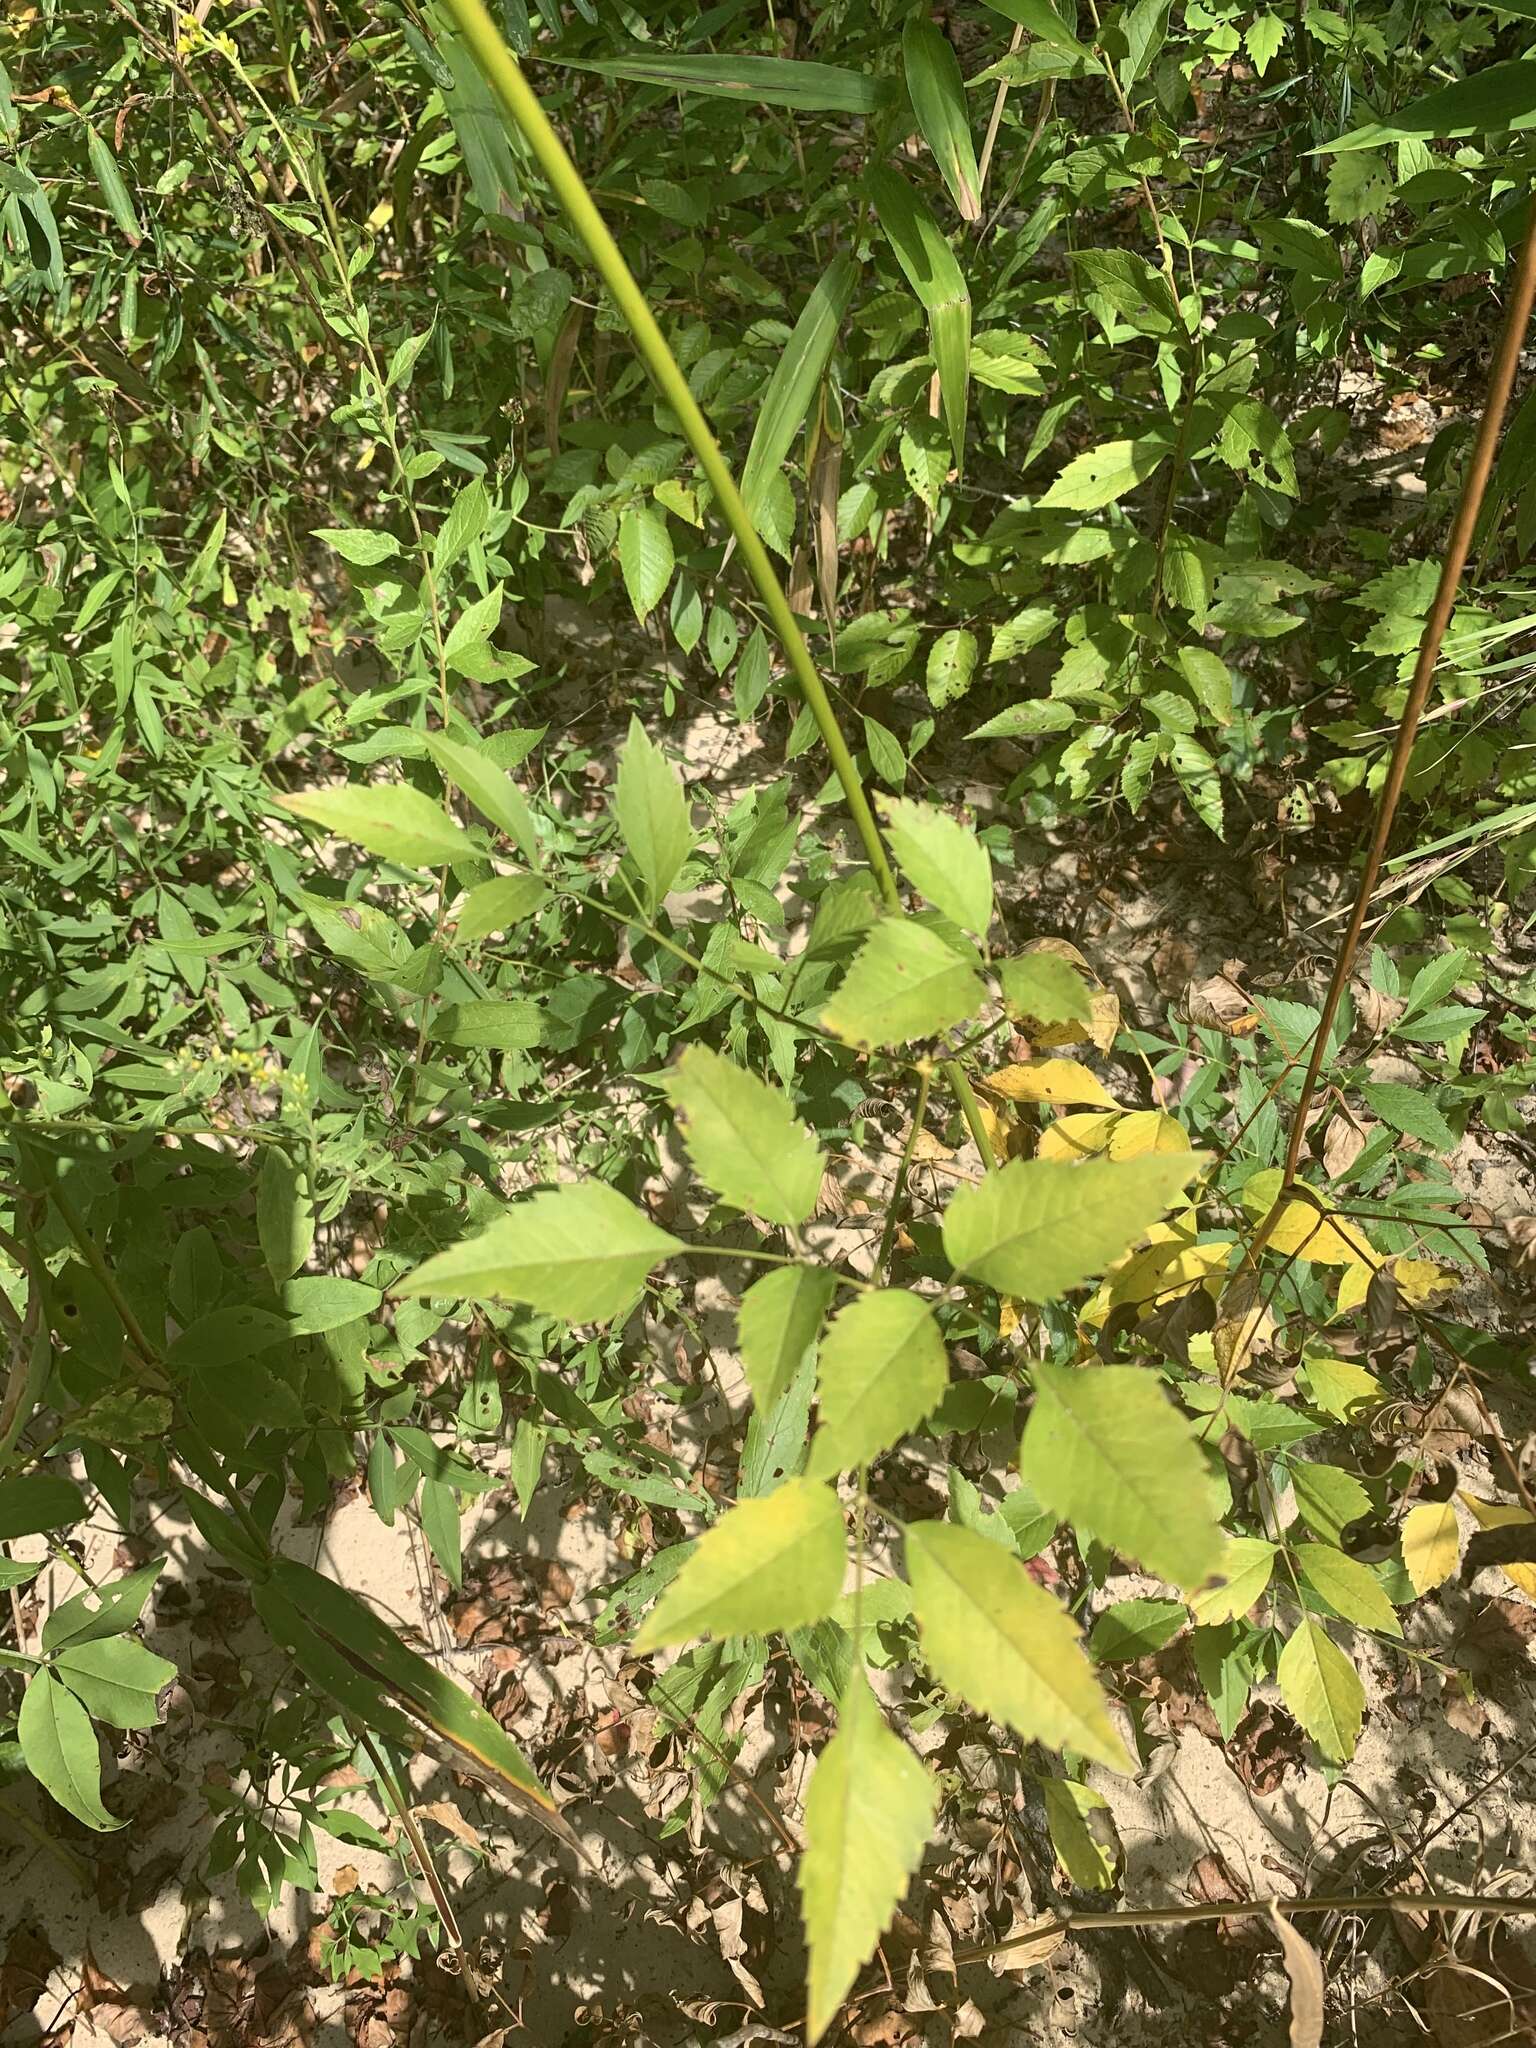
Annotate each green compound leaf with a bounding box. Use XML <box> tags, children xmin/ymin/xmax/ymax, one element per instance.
<box><xmin>615</xmin><ymin>715</ymin><xmax>692</xmax><ymax>914</ymax></box>
<box><xmin>52</xmin><ymin>1635</ymin><xmax>177</xmax><ymax>1730</ymax></box>
<box><xmin>997</xmin><ymin>951</ymin><xmax>1093</xmax><ymax>1026</ymax></box>
<box><xmin>808</xmin><ymin>1290</ymin><xmax>949</xmax><ymax>1477</ymax></box>
<box><xmin>1188</xmin><ymin>1538</ymin><xmax>1277</xmax><ymax>1626</ymax></box>
<box><xmin>423</xmin><ymin>731</ymin><xmax>542</xmax><ymax>867</ymax></box>
<box><xmin>1019</xmin><ymin>1363</ymin><xmax>1225</xmax><ymax>1590</ymax></box>
<box><xmin>801</xmin><ymin>1670</ymin><xmax>937</xmax><ymax>2044</ymax></box>
<box><xmin>905</xmin><ymin>1520</ymin><xmax>1128</xmax><ymax>1769</ymax></box>
<box><xmin>942</xmin><ymin>1154</ymin><xmax>1202</xmax><ymax>1303</ymax></box>
<box><xmin>274</xmin><ymin>782</ymin><xmax>476</xmax><ymax>869</ymax></box>
<box><xmin>739</xmin><ymin>1267</ymin><xmax>838</xmax><ymax>1412</ymax></box>
<box><xmin>1293</xmin><ymin>1542</ymin><xmax>1402</xmax><ymax>1637</ymax></box>
<box><xmin>877</xmin><ymin>795</ymin><xmax>993</xmax><ymax>936</ymax></box>
<box><xmin>394</xmin><ymin>1181</ymin><xmax>682</xmax><ymax>1325</ymax></box>
<box><xmin>822</xmin><ymin>916</ymin><xmax>986</xmax><ymax>1049</ymax></box>
<box><xmin>664</xmin><ymin>1045</ymin><xmax>825</xmax><ymax>1229</ymax></box>
<box><xmin>0</xmin><ymin>1473</ymin><xmax>86</xmax><ymax>1542</ymax></box>
<box><xmin>1038</xmin><ymin>436</ymin><xmax>1168</xmax><ymax>512</ymax></box>
<box><xmin>18</xmin><ymin>1670</ymin><xmax>122</xmax><ymax>1831</ymax></box>
<box><xmin>617</xmin><ymin>504</ymin><xmax>674</xmax><ymax>622</ymax></box>
<box><xmin>1277</xmin><ymin>1617</ymin><xmax>1364</xmax><ymax>1761</ymax></box>
<box><xmin>634</xmin><ymin>1477</ymin><xmax>847</xmax><ymax>1650</ymax></box>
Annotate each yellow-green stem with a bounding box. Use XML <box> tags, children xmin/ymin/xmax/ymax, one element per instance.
<box><xmin>432</xmin><ymin>0</ymin><xmax>996</xmax><ymax>1172</ymax></box>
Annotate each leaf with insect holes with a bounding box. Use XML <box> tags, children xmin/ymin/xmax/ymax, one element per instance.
<box><xmin>925</xmin><ymin>627</ymin><xmax>979</xmax><ymax>709</ymax></box>
<box><xmin>394</xmin><ymin>1181</ymin><xmax>682</xmax><ymax>1325</ymax></box>
<box><xmin>739</xmin><ymin>1267</ymin><xmax>838</xmax><ymax>1412</ymax></box>
<box><xmin>1277</xmin><ymin>1618</ymin><xmax>1363</xmax><ymax>1761</ymax></box>
<box><xmin>42</xmin><ymin>1560</ymin><xmax>165</xmax><ymax>1653</ymax></box>
<box><xmin>808</xmin><ymin>1290</ymin><xmax>949</xmax><ymax>1477</ymax></box>
<box><xmin>635</xmin><ymin>1477</ymin><xmax>846</xmax><ymax>1649</ymax></box>
<box><xmin>943</xmin><ymin>1154</ymin><xmax>1201</xmax><ymax>1303</ymax></box>
<box><xmin>664</xmin><ymin>1045</ymin><xmax>825</xmax><ymax>1229</ymax></box>
<box><xmin>1188</xmin><ymin>1538</ymin><xmax>1277</xmax><ymax>1625</ymax></box>
<box><xmin>1401</xmin><ymin>1500</ymin><xmax>1459</xmax><ymax>1596</ymax></box>
<box><xmin>52</xmin><ymin>1636</ymin><xmax>177</xmax><ymax>1729</ymax></box>
<box><xmin>1019</xmin><ymin>1363</ymin><xmax>1225</xmax><ymax>1589</ymax></box>
<box><xmin>274</xmin><ymin>783</ymin><xmax>477</xmax><ymax>869</ymax></box>
<box><xmin>903</xmin><ymin>18</ymin><xmax>981</xmax><ymax>221</ymax></box>
<box><xmin>878</xmin><ymin>795</ymin><xmax>992</xmax><ymax>935</ymax></box>
<box><xmin>18</xmin><ymin>1672</ymin><xmax>121</xmax><ymax>1831</ymax></box>
<box><xmin>866</xmin><ymin>165</ymin><xmax>971</xmax><ymax>464</ymax></box>
<box><xmin>617</xmin><ymin>504</ymin><xmax>673</xmax><ymax>621</ymax></box>
<box><xmin>906</xmin><ymin>1521</ymin><xmax>1128</xmax><ymax>1768</ymax></box>
<box><xmin>1039</xmin><ymin>437</ymin><xmax>1168</xmax><ymax>512</ymax></box>
<box><xmin>615</xmin><ymin>716</ymin><xmax>692</xmax><ymax>914</ymax></box>
<box><xmin>801</xmin><ymin>1670</ymin><xmax>937</xmax><ymax>2045</ymax></box>
<box><xmin>822</xmin><ymin>916</ymin><xmax>986</xmax><ymax>1049</ymax></box>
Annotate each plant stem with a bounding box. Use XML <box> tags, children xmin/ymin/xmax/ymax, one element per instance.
<box><xmin>434</xmin><ymin>0</ymin><xmax>997</xmax><ymax>1175</ymax></box>
<box><xmin>952</xmin><ymin>1890</ymin><xmax>1536</xmax><ymax>1970</ymax></box>
<box><xmin>435</xmin><ymin>0</ymin><xmax>895</xmax><ymax>908</ymax></box>
<box><xmin>1275</xmin><ymin>195</ymin><xmax>1536</xmax><ymax>1195</ymax></box>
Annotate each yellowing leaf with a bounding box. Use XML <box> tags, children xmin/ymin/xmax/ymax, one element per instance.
<box><xmin>1401</xmin><ymin>1500</ymin><xmax>1460</xmax><ymax>1597</ymax></box>
<box><xmin>1085</xmin><ymin>1228</ymin><xmax>1232</xmax><ymax>1326</ymax></box>
<box><xmin>1006</xmin><ymin>937</ymin><xmax>1118</xmax><ymax>1050</ymax></box>
<box><xmin>1337</xmin><ymin>1254</ymin><xmax>1453</xmax><ymax>1315</ymax></box>
<box><xmin>1037</xmin><ymin>1111</ymin><xmax>1119</xmax><ymax>1163</ymax></box>
<box><xmin>1277</xmin><ymin>1618</ymin><xmax>1363</xmax><ymax>1761</ymax></box>
<box><xmin>1242</xmin><ymin>1169</ymin><xmax>1380</xmax><ymax>1269</ymax></box>
<box><xmin>634</xmin><ymin>1478</ymin><xmax>846</xmax><ymax>1649</ymax></box>
<box><xmin>1458</xmin><ymin>1492</ymin><xmax>1536</xmax><ymax>1598</ymax></box>
<box><xmin>1298</xmin><ymin>1354</ymin><xmax>1383</xmax><ymax>1422</ymax></box>
<box><xmin>1019</xmin><ymin>1363</ymin><xmax>1226</xmax><ymax>1589</ymax></box>
<box><xmin>985</xmin><ymin>1058</ymin><xmax>1118</xmax><ymax>1109</ymax></box>
<box><xmin>1189</xmin><ymin>1538</ymin><xmax>1277</xmax><ymax>1625</ymax></box>
<box><xmin>906</xmin><ymin>1521</ymin><xmax>1128</xmax><ymax>1768</ymax></box>
<box><xmin>1041</xmin><ymin>1779</ymin><xmax>1119</xmax><ymax>1890</ymax></box>
<box><xmin>800</xmin><ymin>1671</ymin><xmax>937</xmax><ymax>2044</ymax></box>
<box><xmin>1108</xmin><ymin>1110</ymin><xmax>1191</xmax><ymax>1159</ymax></box>
<box><xmin>944</xmin><ymin>1154</ymin><xmax>1204</xmax><ymax>1304</ymax></box>
<box><xmin>807</xmin><ymin>1290</ymin><xmax>949</xmax><ymax>1477</ymax></box>
<box><xmin>664</xmin><ymin>1046</ymin><xmax>824</xmax><ymax>1229</ymax></box>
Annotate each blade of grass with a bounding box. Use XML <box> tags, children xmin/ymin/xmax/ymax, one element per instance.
<box><xmin>741</xmin><ymin>254</ymin><xmax>859</xmax><ymax>528</ymax></box>
<box><xmin>903</xmin><ymin>18</ymin><xmax>982</xmax><ymax>221</ymax></box>
<box><xmin>865</xmin><ymin>163</ymin><xmax>971</xmax><ymax>466</ymax></box>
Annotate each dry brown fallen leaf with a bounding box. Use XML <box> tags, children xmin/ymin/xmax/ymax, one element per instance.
<box><xmin>1269</xmin><ymin>1902</ymin><xmax>1326</xmax><ymax>2048</ymax></box>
